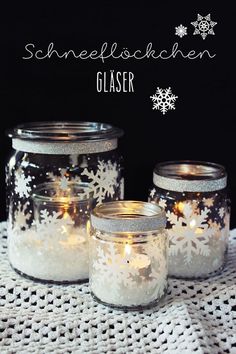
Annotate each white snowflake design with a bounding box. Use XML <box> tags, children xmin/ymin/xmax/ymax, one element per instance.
<box><xmin>159</xmin><ymin>198</ymin><xmax>167</xmax><ymax>209</ymax></box>
<box><xmin>218</xmin><ymin>207</ymin><xmax>225</xmax><ymax>219</ymax></box>
<box><xmin>203</xmin><ymin>197</ymin><xmax>214</xmax><ymax>208</ymax></box>
<box><xmin>150</xmin><ymin>87</ymin><xmax>178</xmax><ymax>115</ymax></box>
<box><xmin>175</xmin><ymin>24</ymin><xmax>187</xmax><ymax>38</ymax></box>
<box><xmin>149</xmin><ymin>188</ymin><xmax>156</xmax><ymax>198</ymax></box>
<box><xmin>32</xmin><ymin>209</ymin><xmax>74</xmax><ymax>242</ymax></box>
<box><xmin>93</xmin><ymin>244</ymin><xmax>139</xmax><ymax>292</ymax></box>
<box><xmin>82</xmin><ymin>160</ymin><xmax>119</xmax><ymax>204</ymax></box>
<box><xmin>167</xmin><ymin>203</ymin><xmax>216</xmax><ymax>264</ymax></box>
<box><xmin>11</xmin><ymin>202</ymin><xmax>31</xmax><ymax>232</ymax></box>
<box><xmin>191</xmin><ymin>14</ymin><xmax>217</xmax><ymax>40</ymax></box>
<box><xmin>47</xmin><ymin>168</ymin><xmax>81</xmax><ymax>191</ymax></box>
<box><xmin>15</xmin><ymin>170</ymin><xmax>32</xmax><ymax>198</ymax></box>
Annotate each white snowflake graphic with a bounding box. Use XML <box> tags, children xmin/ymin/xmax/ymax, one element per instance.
<box><xmin>175</xmin><ymin>24</ymin><xmax>187</xmax><ymax>38</ymax></box>
<box><xmin>32</xmin><ymin>209</ymin><xmax>74</xmax><ymax>242</ymax></box>
<box><xmin>203</xmin><ymin>197</ymin><xmax>214</xmax><ymax>208</ymax></box>
<box><xmin>15</xmin><ymin>170</ymin><xmax>32</xmax><ymax>198</ymax></box>
<box><xmin>93</xmin><ymin>244</ymin><xmax>139</xmax><ymax>291</ymax></box>
<box><xmin>47</xmin><ymin>168</ymin><xmax>81</xmax><ymax>191</ymax></box>
<box><xmin>149</xmin><ymin>188</ymin><xmax>156</xmax><ymax>198</ymax></box>
<box><xmin>218</xmin><ymin>207</ymin><xmax>225</xmax><ymax>219</ymax></box>
<box><xmin>119</xmin><ymin>177</ymin><xmax>125</xmax><ymax>199</ymax></box>
<box><xmin>167</xmin><ymin>203</ymin><xmax>216</xmax><ymax>264</ymax></box>
<box><xmin>191</xmin><ymin>14</ymin><xmax>217</xmax><ymax>40</ymax></box>
<box><xmin>82</xmin><ymin>160</ymin><xmax>119</xmax><ymax>204</ymax></box>
<box><xmin>12</xmin><ymin>202</ymin><xmax>31</xmax><ymax>232</ymax></box>
<box><xmin>159</xmin><ymin>198</ymin><xmax>167</xmax><ymax>209</ymax></box>
<box><xmin>150</xmin><ymin>87</ymin><xmax>178</xmax><ymax>115</ymax></box>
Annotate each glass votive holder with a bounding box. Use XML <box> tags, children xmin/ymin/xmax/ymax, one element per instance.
<box><xmin>8</xmin><ymin>182</ymin><xmax>93</xmax><ymax>283</ymax></box>
<box><xmin>89</xmin><ymin>201</ymin><xmax>168</xmax><ymax>310</ymax></box>
<box><xmin>148</xmin><ymin>161</ymin><xmax>230</xmax><ymax>279</ymax></box>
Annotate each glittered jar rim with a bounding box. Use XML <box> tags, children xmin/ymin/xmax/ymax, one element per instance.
<box><xmin>32</xmin><ymin>182</ymin><xmax>93</xmax><ymax>205</ymax></box>
<box><xmin>153</xmin><ymin>160</ymin><xmax>227</xmax><ymax>192</ymax></box>
<box><xmin>91</xmin><ymin>201</ymin><xmax>166</xmax><ymax>233</ymax></box>
<box><xmin>7</xmin><ymin>121</ymin><xmax>123</xmax><ymax>154</ymax></box>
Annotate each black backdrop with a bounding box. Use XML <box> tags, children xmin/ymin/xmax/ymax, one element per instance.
<box><xmin>1</xmin><ymin>2</ymin><xmax>236</xmax><ymax>226</ymax></box>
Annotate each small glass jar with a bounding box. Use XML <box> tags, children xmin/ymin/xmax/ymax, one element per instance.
<box><xmin>8</xmin><ymin>182</ymin><xmax>93</xmax><ymax>283</ymax></box>
<box><xmin>148</xmin><ymin>161</ymin><xmax>230</xmax><ymax>279</ymax></box>
<box><xmin>89</xmin><ymin>201</ymin><xmax>168</xmax><ymax>310</ymax></box>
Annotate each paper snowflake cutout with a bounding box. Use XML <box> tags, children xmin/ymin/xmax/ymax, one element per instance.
<box><xmin>12</xmin><ymin>202</ymin><xmax>31</xmax><ymax>232</ymax></box>
<box><xmin>15</xmin><ymin>170</ymin><xmax>32</xmax><ymax>198</ymax></box>
<box><xmin>218</xmin><ymin>207</ymin><xmax>225</xmax><ymax>219</ymax></box>
<box><xmin>167</xmin><ymin>203</ymin><xmax>216</xmax><ymax>263</ymax></box>
<box><xmin>191</xmin><ymin>14</ymin><xmax>217</xmax><ymax>40</ymax></box>
<box><xmin>47</xmin><ymin>168</ymin><xmax>81</xmax><ymax>191</ymax></box>
<box><xmin>82</xmin><ymin>160</ymin><xmax>119</xmax><ymax>204</ymax></box>
<box><xmin>32</xmin><ymin>209</ymin><xmax>74</xmax><ymax>241</ymax></box>
<box><xmin>203</xmin><ymin>197</ymin><xmax>214</xmax><ymax>208</ymax></box>
<box><xmin>149</xmin><ymin>188</ymin><xmax>156</xmax><ymax>198</ymax></box>
<box><xmin>175</xmin><ymin>24</ymin><xmax>187</xmax><ymax>38</ymax></box>
<box><xmin>159</xmin><ymin>198</ymin><xmax>167</xmax><ymax>209</ymax></box>
<box><xmin>93</xmin><ymin>244</ymin><xmax>139</xmax><ymax>291</ymax></box>
<box><xmin>150</xmin><ymin>87</ymin><xmax>178</xmax><ymax>115</ymax></box>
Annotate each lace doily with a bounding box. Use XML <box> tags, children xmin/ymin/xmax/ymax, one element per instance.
<box><xmin>0</xmin><ymin>221</ymin><xmax>236</xmax><ymax>354</ymax></box>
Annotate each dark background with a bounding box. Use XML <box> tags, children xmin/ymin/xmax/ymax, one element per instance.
<box><xmin>1</xmin><ymin>2</ymin><xmax>236</xmax><ymax>226</ymax></box>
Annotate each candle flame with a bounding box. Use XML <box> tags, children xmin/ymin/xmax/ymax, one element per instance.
<box><xmin>124</xmin><ymin>243</ymin><xmax>131</xmax><ymax>256</ymax></box>
<box><xmin>176</xmin><ymin>201</ymin><xmax>184</xmax><ymax>213</ymax></box>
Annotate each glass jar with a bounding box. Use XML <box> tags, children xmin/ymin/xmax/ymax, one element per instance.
<box><xmin>89</xmin><ymin>201</ymin><xmax>168</xmax><ymax>310</ymax></box>
<box><xmin>148</xmin><ymin>161</ymin><xmax>230</xmax><ymax>279</ymax></box>
<box><xmin>8</xmin><ymin>182</ymin><xmax>93</xmax><ymax>283</ymax></box>
<box><xmin>6</xmin><ymin>121</ymin><xmax>124</xmax><ymax>282</ymax></box>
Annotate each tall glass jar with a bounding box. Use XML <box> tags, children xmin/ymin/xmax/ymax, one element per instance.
<box><xmin>89</xmin><ymin>201</ymin><xmax>168</xmax><ymax>310</ymax></box>
<box><xmin>6</xmin><ymin>121</ymin><xmax>124</xmax><ymax>282</ymax></box>
<box><xmin>148</xmin><ymin>161</ymin><xmax>230</xmax><ymax>279</ymax></box>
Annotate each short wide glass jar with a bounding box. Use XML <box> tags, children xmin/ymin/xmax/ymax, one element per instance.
<box><xmin>148</xmin><ymin>161</ymin><xmax>230</xmax><ymax>279</ymax></box>
<box><xmin>8</xmin><ymin>182</ymin><xmax>93</xmax><ymax>283</ymax></box>
<box><xmin>90</xmin><ymin>201</ymin><xmax>168</xmax><ymax>310</ymax></box>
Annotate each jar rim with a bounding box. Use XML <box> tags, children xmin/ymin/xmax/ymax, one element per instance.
<box><xmin>153</xmin><ymin>160</ymin><xmax>227</xmax><ymax>192</ymax></box>
<box><xmin>32</xmin><ymin>182</ymin><xmax>93</xmax><ymax>204</ymax></box>
<box><xmin>7</xmin><ymin>121</ymin><xmax>123</xmax><ymax>142</ymax></box>
<box><xmin>91</xmin><ymin>201</ymin><xmax>166</xmax><ymax>233</ymax></box>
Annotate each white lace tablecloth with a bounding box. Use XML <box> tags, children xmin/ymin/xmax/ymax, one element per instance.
<box><xmin>0</xmin><ymin>222</ymin><xmax>236</xmax><ymax>354</ymax></box>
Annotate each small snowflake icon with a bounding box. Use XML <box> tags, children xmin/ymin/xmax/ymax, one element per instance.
<box><xmin>175</xmin><ymin>24</ymin><xmax>187</xmax><ymax>38</ymax></box>
<box><xmin>150</xmin><ymin>87</ymin><xmax>178</xmax><ymax>115</ymax></box>
<box><xmin>191</xmin><ymin>14</ymin><xmax>217</xmax><ymax>40</ymax></box>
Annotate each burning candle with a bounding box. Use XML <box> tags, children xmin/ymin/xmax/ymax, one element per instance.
<box><xmin>89</xmin><ymin>201</ymin><xmax>168</xmax><ymax>310</ymax></box>
<box><xmin>8</xmin><ymin>182</ymin><xmax>93</xmax><ymax>283</ymax></box>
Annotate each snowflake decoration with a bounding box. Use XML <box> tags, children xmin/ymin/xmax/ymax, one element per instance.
<box><xmin>159</xmin><ymin>198</ymin><xmax>167</xmax><ymax>209</ymax></box>
<box><xmin>203</xmin><ymin>197</ymin><xmax>214</xmax><ymax>208</ymax></box>
<box><xmin>82</xmin><ymin>160</ymin><xmax>119</xmax><ymax>204</ymax></box>
<box><xmin>218</xmin><ymin>207</ymin><xmax>225</xmax><ymax>219</ymax></box>
<box><xmin>150</xmin><ymin>87</ymin><xmax>178</xmax><ymax>115</ymax></box>
<box><xmin>47</xmin><ymin>168</ymin><xmax>81</xmax><ymax>191</ymax></box>
<box><xmin>167</xmin><ymin>203</ymin><xmax>216</xmax><ymax>264</ymax></box>
<box><xmin>32</xmin><ymin>209</ymin><xmax>74</xmax><ymax>242</ymax></box>
<box><xmin>12</xmin><ymin>202</ymin><xmax>31</xmax><ymax>232</ymax></box>
<box><xmin>175</xmin><ymin>24</ymin><xmax>187</xmax><ymax>38</ymax></box>
<box><xmin>119</xmin><ymin>178</ymin><xmax>125</xmax><ymax>199</ymax></box>
<box><xmin>149</xmin><ymin>188</ymin><xmax>156</xmax><ymax>198</ymax></box>
<box><xmin>15</xmin><ymin>170</ymin><xmax>32</xmax><ymax>198</ymax></box>
<box><xmin>93</xmin><ymin>244</ymin><xmax>139</xmax><ymax>291</ymax></box>
<box><xmin>191</xmin><ymin>14</ymin><xmax>217</xmax><ymax>40</ymax></box>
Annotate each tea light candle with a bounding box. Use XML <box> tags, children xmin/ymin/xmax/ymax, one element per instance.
<box><xmin>89</xmin><ymin>201</ymin><xmax>168</xmax><ymax>309</ymax></box>
<box><xmin>149</xmin><ymin>161</ymin><xmax>230</xmax><ymax>279</ymax></box>
<box><xmin>8</xmin><ymin>182</ymin><xmax>93</xmax><ymax>283</ymax></box>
